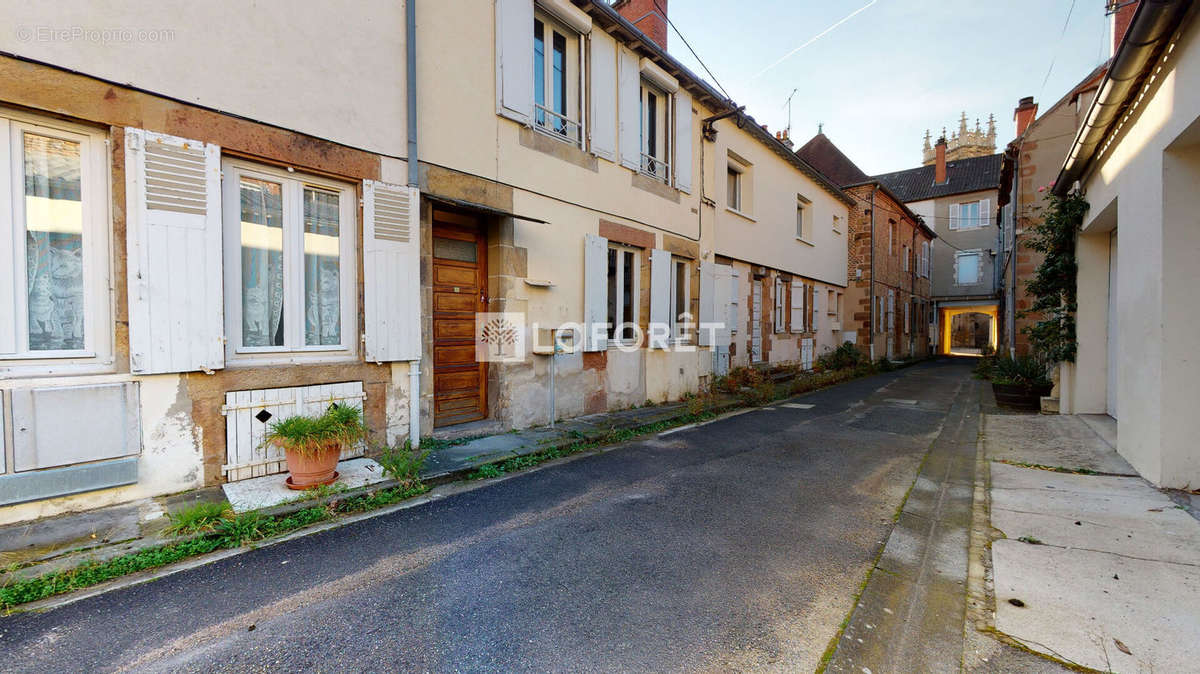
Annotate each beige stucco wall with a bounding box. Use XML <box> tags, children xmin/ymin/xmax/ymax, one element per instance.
<box><xmin>0</xmin><ymin>0</ymin><xmax>410</xmax><ymax>157</ymax></box>
<box><xmin>1064</xmin><ymin>14</ymin><xmax>1200</xmax><ymax>488</ymax></box>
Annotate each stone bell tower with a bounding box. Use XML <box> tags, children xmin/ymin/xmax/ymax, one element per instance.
<box><xmin>922</xmin><ymin>112</ymin><xmax>997</xmax><ymax>165</ymax></box>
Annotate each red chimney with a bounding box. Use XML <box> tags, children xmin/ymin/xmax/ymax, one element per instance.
<box><xmin>934</xmin><ymin>136</ymin><xmax>947</xmax><ymax>184</ymax></box>
<box><xmin>1014</xmin><ymin>96</ymin><xmax>1038</xmax><ymax>137</ymax></box>
<box><xmin>613</xmin><ymin>0</ymin><xmax>668</xmax><ymax>51</ymax></box>
<box><xmin>1110</xmin><ymin>0</ymin><xmax>1140</xmax><ymax>57</ymax></box>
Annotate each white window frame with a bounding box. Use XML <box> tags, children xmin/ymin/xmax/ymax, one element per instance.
<box><xmin>669</xmin><ymin>256</ymin><xmax>691</xmax><ymax>342</ymax></box>
<box><xmin>221</xmin><ymin>159</ymin><xmax>358</xmax><ymax>366</ymax></box>
<box><xmin>795</xmin><ymin>195</ymin><xmax>812</xmax><ymax>242</ymax></box>
<box><xmin>773</xmin><ymin>276</ymin><xmax>786</xmax><ymax>333</ymax></box>
<box><xmin>727</xmin><ymin>165</ymin><xmax>742</xmax><ymax>212</ymax></box>
<box><xmin>950</xmin><ymin>199</ymin><xmax>987</xmax><ymax>231</ymax></box>
<box><xmin>827</xmin><ymin>289</ymin><xmax>836</xmax><ymax>316</ymax></box>
<box><xmin>954</xmin><ymin>249</ymin><xmax>983</xmax><ymax>286</ymax></box>
<box><xmin>1</xmin><ymin>111</ymin><xmax>113</xmax><ymax>376</ymax></box>
<box><xmin>832</xmin><ymin>214</ymin><xmax>841</xmax><ymax>234</ymax></box>
<box><xmin>639</xmin><ymin>80</ymin><xmax>671</xmax><ymax>182</ymax></box>
<box><xmin>902</xmin><ymin>244</ymin><xmax>909</xmax><ymax>272</ymax></box>
<box><xmin>606</xmin><ymin>242</ymin><xmax>641</xmax><ymax>347</ymax></box>
<box><xmin>533</xmin><ymin>9</ymin><xmax>583</xmax><ymax>147</ymax></box>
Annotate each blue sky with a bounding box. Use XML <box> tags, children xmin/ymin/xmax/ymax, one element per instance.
<box><xmin>659</xmin><ymin>0</ymin><xmax>1111</xmax><ymax>174</ymax></box>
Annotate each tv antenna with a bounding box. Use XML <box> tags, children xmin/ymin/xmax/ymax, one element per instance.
<box><xmin>782</xmin><ymin>88</ymin><xmax>798</xmax><ymax>138</ymax></box>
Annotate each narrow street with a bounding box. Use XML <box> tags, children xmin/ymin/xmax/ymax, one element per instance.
<box><xmin>1</xmin><ymin>361</ymin><xmax>974</xmax><ymax>673</ymax></box>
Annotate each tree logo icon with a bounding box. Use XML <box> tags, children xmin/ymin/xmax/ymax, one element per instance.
<box><xmin>475</xmin><ymin>312</ymin><xmax>526</xmax><ymax>362</ymax></box>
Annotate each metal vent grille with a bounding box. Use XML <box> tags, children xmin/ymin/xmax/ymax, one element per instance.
<box><xmin>373</xmin><ymin>186</ymin><xmax>412</xmax><ymax>242</ymax></box>
<box><xmin>144</xmin><ymin>139</ymin><xmax>207</xmax><ymax>215</ymax></box>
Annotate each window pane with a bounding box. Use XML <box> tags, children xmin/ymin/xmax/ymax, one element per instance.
<box><xmin>606</xmin><ymin>248</ymin><xmax>618</xmax><ymax>340</ymax></box>
<box><xmin>433</xmin><ymin>237</ymin><xmax>477</xmax><ymax>262</ymax></box>
<box><xmin>622</xmin><ymin>250</ymin><xmax>635</xmax><ymax>340</ymax></box>
<box><xmin>23</xmin><ymin>133</ymin><xmax>84</xmax><ymax>351</ymax></box>
<box><xmin>674</xmin><ymin>261</ymin><xmax>687</xmax><ymax>325</ymax></box>
<box><xmin>796</xmin><ymin>205</ymin><xmax>804</xmax><ymax>238</ymax></box>
<box><xmin>728</xmin><ymin>170</ymin><xmax>739</xmax><ymax>210</ymax></box>
<box><xmin>646</xmin><ymin>92</ymin><xmax>658</xmax><ymax>158</ymax></box>
<box><xmin>240</xmin><ymin>176</ymin><xmax>285</xmax><ymax>347</ymax></box>
<box><xmin>303</xmin><ymin>187</ymin><xmax>341</xmax><ymax>346</ymax></box>
<box><xmin>957</xmin><ymin>253</ymin><xmax>979</xmax><ymax>285</ymax></box>
<box><xmin>534</xmin><ymin>19</ymin><xmax>545</xmax><ymax>127</ymax></box>
<box><xmin>552</xmin><ymin>31</ymin><xmax>567</xmax><ymax>131</ymax></box>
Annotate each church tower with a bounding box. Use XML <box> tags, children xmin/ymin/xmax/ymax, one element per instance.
<box><xmin>921</xmin><ymin>112</ymin><xmax>997</xmax><ymax>165</ymax></box>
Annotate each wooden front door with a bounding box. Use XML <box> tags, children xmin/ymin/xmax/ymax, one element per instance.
<box><xmin>432</xmin><ymin>210</ymin><xmax>487</xmax><ymax>427</ymax></box>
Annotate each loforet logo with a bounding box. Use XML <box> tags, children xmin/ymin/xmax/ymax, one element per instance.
<box><xmin>475</xmin><ymin>312</ymin><xmax>526</xmax><ymax>363</ymax></box>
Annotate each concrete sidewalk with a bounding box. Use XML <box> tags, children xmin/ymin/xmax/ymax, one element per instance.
<box><xmin>0</xmin><ymin>397</ymin><xmax>730</xmax><ymax>584</ymax></box>
<box><xmin>976</xmin><ymin>412</ymin><xmax>1200</xmax><ymax>672</ymax></box>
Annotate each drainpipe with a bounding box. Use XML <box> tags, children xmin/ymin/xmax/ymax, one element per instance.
<box><xmin>869</xmin><ymin>186</ymin><xmax>877</xmax><ymax>361</ymax></box>
<box><xmin>406</xmin><ymin>0</ymin><xmax>421</xmax><ymax>448</ymax></box>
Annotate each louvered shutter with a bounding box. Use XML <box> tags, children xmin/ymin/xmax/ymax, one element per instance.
<box><xmin>0</xmin><ymin>118</ymin><xmax>14</xmax><ymax>354</ymax></box>
<box><xmin>790</xmin><ymin>280</ymin><xmax>804</xmax><ymax>333</ymax></box>
<box><xmin>698</xmin><ymin>262</ymin><xmax>715</xmax><ymax>346</ymax></box>
<box><xmin>714</xmin><ymin>265</ymin><xmax>733</xmax><ymax>347</ymax></box>
<box><xmin>618</xmin><ymin>46</ymin><xmax>640</xmax><ymax>171</ymax></box>
<box><xmin>649</xmin><ymin>249</ymin><xmax>670</xmax><ymax>347</ymax></box>
<box><xmin>583</xmin><ymin>233</ymin><xmax>608</xmax><ymax>351</ymax></box>
<box><xmin>496</xmin><ymin>0</ymin><xmax>534</xmax><ymax>125</ymax></box>
<box><xmin>124</xmin><ymin>128</ymin><xmax>223</xmax><ymax>374</ymax></box>
<box><xmin>589</xmin><ymin>30</ymin><xmax>618</xmax><ymax>161</ymax></box>
<box><xmin>979</xmin><ymin>198</ymin><xmax>991</xmax><ymax>228</ymax></box>
<box><xmin>363</xmin><ymin>181</ymin><xmax>421</xmax><ymax>362</ymax></box>
<box><xmin>948</xmin><ymin>203</ymin><xmax>960</xmax><ymax>230</ymax></box>
<box><xmin>728</xmin><ymin>271</ymin><xmax>740</xmax><ymax>335</ymax></box>
<box><xmin>673</xmin><ymin>90</ymin><xmax>693</xmax><ymax>193</ymax></box>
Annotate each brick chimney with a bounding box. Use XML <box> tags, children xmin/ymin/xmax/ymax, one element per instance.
<box><xmin>1014</xmin><ymin>96</ymin><xmax>1038</xmax><ymax>137</ymax></box>
<box><xmin>775</xmin><ymin>129</ymin><xmax>793</xmax><ymax>149</ymax></box>
<box><xmin>934</xmin><ymin>136</ymin><xmax>947</xmax><ymax>184</ymax></box>
<box><xmin>1110</xmin><ymin>0</ymin><xmax>1140</xmax><ymax>57</ymax></box>
<box><xmin>613</xmin><ymin>0</ymin><xmax>668</xmax><ymax>51</ymax></box>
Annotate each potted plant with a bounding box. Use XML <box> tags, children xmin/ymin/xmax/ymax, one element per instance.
<box><xmin>264</xmin><ymin>404</ymin><xmax>367</xmax><ymax>490</ymax></box>
<box><xmin>990</xmin><ymin>356</ymin><xmax>1053</xmax><ymax>411</ymax></box>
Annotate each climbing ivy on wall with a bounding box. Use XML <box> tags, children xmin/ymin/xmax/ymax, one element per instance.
<box><xmin>1020</xmin><ymin>190</ymin><xmax>1088</xmax><ymax>363</ymax></box>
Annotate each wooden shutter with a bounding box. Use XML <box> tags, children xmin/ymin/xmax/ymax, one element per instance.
<box><xmin>904</xmin><ymin>300</ymin><xmax>911</xmax><ymax>334</ymax></box>
<box><xmin>812</xmin><ymin>288</ymin><xmax>820</xmax><ymax>333</ymax></box>
<box><xmin>790</xmin><ymin>280</ymin><xmax>804</xmax><ymax>333</ymax></box>
<box><xmin>948</xmin><ymin>203</ymin><xmax>960</xmax><ymax>230</ymax></box>
<box><xmin>714</xmin><ymin>264</ymin><xmax>733</xmax><ymax>347</ymax></box>
<box><xmin>496</xmin><ymin>0</ymin><xmax>534</xmax><ymax>124</ymax></box>
<box><xmin>125</xmin><ymin>128</ymin><xmax>223</xmax><ymax>375</ymax></box>
<box><xmin>0</xmin><ymin>117</ymin><xmax>14</xmax><ymax>355</ymax></box>
<box><xmin>363</xmin><ymin>180</ymin><xmax>421</xmax><ymax>362</ymax></box>
<box><xmin>728</xmin><ymin>270</ymin><xmax>740</xmax><ymax>335</ymax></box>
<box><xmin>773</xmin><ymin>277</ymin><xmax>785</xmax><ymax>333</ymax></box>
<box><xmin>979</xmin><ymin>198</ymin><xmax>991</xmax><ymax>227</ymax></box>
<box><xmin>649</xmin><ymin>248</ymin><xmax>670</xmax><ymax>346</ymax></box>
<box><xmin>698</xmin><ymin>261</ymin><xmax>715</xmax><ymax>346</ymax></box>
<box><xmin>618</xmin><ymin>46</ymin><xmax>640</xmax><ymax>171</ymax></box>
<box><xmin>583</xmin><ymin>233</ymin><xmax>608</xmax><ymax>351</ymax></box>
<box><xmin>887</xmin><ymin>290</ymin><xmax>895</xmax><ymax>331</ymax></box>
<box><xmin>589</xmin><ymin>29</ymin><xmax>618</xmax><ymax>161</ymax></box>
<box><xmin>673</xmin><ymin>89</ymin><xmax>692</xmax><ymax>193</ymax></box>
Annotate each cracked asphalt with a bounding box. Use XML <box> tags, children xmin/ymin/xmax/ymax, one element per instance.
<box><xmin>0</xmin><ymin>359</ymin><xmax>972</xmax><ymax>673</ymax></box>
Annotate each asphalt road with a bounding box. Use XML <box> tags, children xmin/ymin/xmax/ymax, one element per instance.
<box><xmin>1</xmin><ymin>360</ymin><xmax>971</xmax><ymax>673</ymax></box>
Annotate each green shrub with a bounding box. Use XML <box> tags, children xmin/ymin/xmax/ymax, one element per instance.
<box><xmin>817</xmin><ymin>341</ymin><xmax>866</xmax><ymax>371</ymax></box>
<box><xmin>377</xmin><ymin>441</ymin><xmax>430</xmax><ymax>486</ymax></box>
<box><xmin>875</xmin><ymin>357</ymin><xmax>895</xmax><ymax>372</ymax></box>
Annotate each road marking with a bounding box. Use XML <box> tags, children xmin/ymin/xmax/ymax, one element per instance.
<box><xmin>885</xmin><ymin>398</ymin><xmax>918</xmax><ymax>405</ymax></box>
<box><xmin>782</xmin><ymin>403</ymin><xmax>815</xmax><ymax>410</ymax></box>
<box><xmin>760</xmin><ymin>407</ymin><xmax>778</xmax><ymax>411</ymax></box>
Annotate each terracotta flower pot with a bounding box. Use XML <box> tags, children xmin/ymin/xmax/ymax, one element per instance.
<box><xmin>282</xmin><ymin>442</ymin><xmax>341</xmax><ymax>489</ymax></box>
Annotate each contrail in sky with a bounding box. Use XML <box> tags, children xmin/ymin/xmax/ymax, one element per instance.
<box><xmin>752</xmin><ymin>0</ymin><xmax>879</xmax><ymax>79</ymax></box>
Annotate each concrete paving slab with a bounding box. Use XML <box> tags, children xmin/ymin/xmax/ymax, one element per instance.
<box><xmin>222</xmin><ymin>458</ymin><xmax>387</xmax><ymax>512</ymax></box>
<box><xmin>984</xmin><ymin>414</ymin><xmax>1135</xmax><ymax>475</ymax></box>
<box><xmin>993</xmin><ymin>540</ymin><xmax>1200</xmax><ymax>673</ymax></box>
<box><xmin>878</xmin><ymin>511</ymin><xmax>970</xmax><ymax>584</ymax></box>
<box><xmin>0</xmin><ymin>502</ymin><xmax>143</xmax><ymax>566</ymax></box>
<box><xmin>991</xmin><ymin>465</ymin><xmax>1200</xmax><ymax>565</ymax></box>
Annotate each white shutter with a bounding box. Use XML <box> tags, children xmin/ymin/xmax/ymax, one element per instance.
<box><xmin>589</xmin><ymin>30</ymin><xmax>618</xmax><ymax>161</ymax></box>
<box><xmin>714</xmin><ymin>264</ymin><xmax>733</xmax><ymax>348</ymax></box>
<box><xmin>812</xmin><ymin>289</ymin><xmax>820</xmax><ymax>333</ymax></box>
<box><xmin>125</xmin><ymin>128</ymin><xmax>223</xmax><ymax>375</ymax></box>
<box><xmin>583</xmin><ymin>233</ymin><xmax>607</xmax><ymax>351</ymax></box>
<box><xmin>790</xmin><ymin>280</ymin><xmax>804</xmax><ymax>333</ymax></box>
<box><xmin>363</xmin><ymin>181</ymin><xmax>421</xmax><ymax>362</ymax></box>
<box><xmin>698</xmin><ymin>261</ymin><xmax>715</xmax><ymax>346</ymax></box>
<box><xmin>0</xmin><ymin>117</ymin><xmax>15</xmax><ymax>354</ymax></box>
<box><xmin>496</xmin><ymin>0</ymin><xmax>534</xmax><ymax>125</ymax></box>
<box><xmin>948</xmin><ymin>203</ymin><xmax>960</xmax><ymax>230</ymax></box>
<box><xmin>673</xmin><ymin>89</ymin><xmax>693</xmax><ymax>193</ymax></box>
<box><xmin>618</xmin><ymin>46</ymin><xmax>640</xmax><ymax>171</ymax></box>
<box><xmin>649</xmin><ymin>248</ymin><xmax>670</xmax><ymax>346</ymax></box>
<box><xmin>773</xmin><ymin>277</ymin><xmax>785</xmax><ymax>333</ymax></box>
<box><xmin>979</xmin><ymin>198</ymin><xmax>991</xmax><ymax>228</ymax></box>
<box><xmin>728</xmin><ymin>270</ymin><xmax>740</xmax><ymax>335</ymax></box>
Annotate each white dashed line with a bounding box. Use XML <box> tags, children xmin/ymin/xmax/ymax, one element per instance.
<box><xmin>782</xmin><ymin>403</ymin><xmax>815</xmax><ymax>409</ymax></box>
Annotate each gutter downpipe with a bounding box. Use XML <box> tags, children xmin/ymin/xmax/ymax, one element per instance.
<box><xmin>407</xmin><ymin>0</ymin><xmax>421</xmax><ymax>449</ymax></box>
<box><xmin>869</xmin><ymin>186</ymin><xmax>877</xmax><ymax>361</ymax></box>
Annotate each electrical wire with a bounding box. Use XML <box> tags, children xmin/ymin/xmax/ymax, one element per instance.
<box><xmin>650</xmin><ymin>0</ymin><xmax>733</xmax><ymax>103</ymax></box>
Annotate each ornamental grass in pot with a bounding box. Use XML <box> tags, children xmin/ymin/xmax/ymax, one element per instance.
<box><xmin>989</xmin><ymin>356</ymin><xmax>1053</xmax><ymax>411</ymax></box>
<box><xmin>264</xmin><ymin>404</ymin><xmax>367</xmax><ymax>489</ymax></box>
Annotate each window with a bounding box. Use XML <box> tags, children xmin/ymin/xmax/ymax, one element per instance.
<box><xmin>640</xmin><ymin>81</ymin><xmax>670</xmax><ymax>181</ymax></box>
<box><xmin>889</xmin><ymin>221</ymin><xmax>897</xmax><ymax>254</ymax></box>
<box><xmin>222</xmin><ymin>160</ymin><xmax>356</xmax><ymax>360</ymax></box>
<box><xmin>533</xmin><ymin>13</ymin><xmax>581</xmax><ymax>146</ymax></box>
<box><xmin>1</xmin><ymin>113</ymin><xmax>111</xmax><ymax>367</ymax></box>
<box><xmin>955</xmin><ymin>250</ymin><xmax>982</xmax><ymax>285</ymax></box>
<box><xmin>949</xmin><ymin>199</ymin><xmax>990</xmax><ymax>230</ymax></box>
<box><xmin>727</xmin><ymin>166</ymin><xmax>742</xmax><ymax>212</ymax></box>
<box><xmin>773</xmin><ymin>276</ymin><xmax>786</xmax><ymax>333</ymax></box>
<box><xmin>669</xmin><ymin>257</ymin><xmax>690</xmax><ymax>340</ymax></box>
<box><xmin>902</xmin><ymin>244</ymin><xmax>909</xmax><ymax>272</ymax></box>
<box><xmin>835</xmin><ymin>292</ymin><xmax>843</xmax><ymax>321</ymax></box>
<box><xmin>827</xmin><ymin>289</ymin><xmax>836</xmax><ymax>315</ymax></box>
<box><xmin>606</xmin><ymin>244</ymin><xmax>639</xmax><ymax>343</ymax></box>
<box><xmin>796</xmin><ymin>196</ymin><xmax>812</xmax><ymax>241</ymax></box>
<box><xmin>832</xmin><ymin>214</ymin><xmax>841</xmax><ymax>233</ymax></box>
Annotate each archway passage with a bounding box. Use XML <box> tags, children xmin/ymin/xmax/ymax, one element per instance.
<box><xmin>938</xmin><ymin>304</ymin><xmax>998</xmax><ymax>356</ymax></box>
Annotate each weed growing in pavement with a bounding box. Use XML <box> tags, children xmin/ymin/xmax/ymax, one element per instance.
<box><xmin>164</xmin><ymin>501</ymin><xmax>231</xmax><ymax>536</ymax></box>
<box><xmin>997</xmin><ymin>459</ymin><xmax>1097</xmax><ymax>475</ymax></box>
<box><xmin>377</xmin><ymin>440</ymin><xmax>431</xmax><ymax>486</ymax></box>
<box><xmin>1017</xmin><ymin>536</ymin><xmax>1044</xmax><ymax>545</ymax></box>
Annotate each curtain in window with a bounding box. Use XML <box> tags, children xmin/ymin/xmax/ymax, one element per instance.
<box><xmin>240</xmin><ymin>178</ymin><xmax>285</xmax><ymax>347</ymax></box>
<box><xmin>23</xmin><ymin>133</ymin><xmax>84</xmax><ymax>351</ymax></box>
<box><xmin>303</xmin><ymin>188</ymin><xmax>340</xmax><ymax>346</ymax></box>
